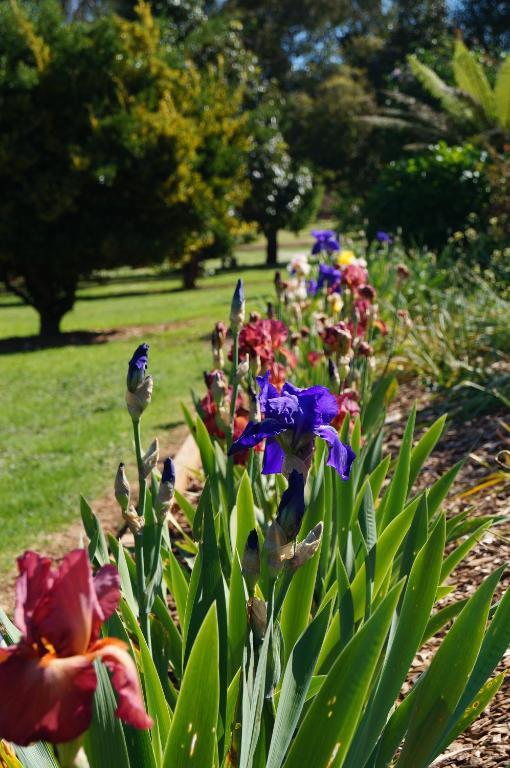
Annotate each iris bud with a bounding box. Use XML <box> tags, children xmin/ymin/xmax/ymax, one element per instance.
<box><xmin>247</xmin><ymin>597</ymin><xmax>267</xmax><ymax>645</ymax></box>
<box><xmin>123</xmin><ymin>504</ymin><xmax>144</xmax><ymax>535</ymax></box>
<box><xmin>230</xmin><ymin>279</ymin><xmax>245</xmax><ymax>332</ymax></box>
<box><xmin>288</xmin><ymin>522</ymin><xmax>323</xmax><ymax>572</ymax></box>
<box><xmin>248</xmin><ymin>382</ymin><xmax>261</xmax><ymax>422</ymax></box>
<box><xmin>242</xmin><ymin>529</ymin><xmax>260</xmax><ymax>594</ymax></box>
<box><xmin>249</xmin><ymin>353</ymin><xmax>261</xmax><ymax>377</ymax></box>
<box><xmin>357</xmin><ymin>341</ymin><xmax>373</xmax><ymax>358</ymax></box>
<box><xmin>264</xmin><ymin>520</ymin><xmax>294</xmax><ymax>576</ymax></box>
<box><xmin>276</xmin><ymin>470</ymin><xmax>305</xmax><ymax>541</ymax></box>
<box><xmin>155</xmin><ymin>457</ymin><xmax>175</xmax><ymax>524</ymax></box>
<box><xmin>358</xmin><ymin>284</ymin><xmax>376</xmax><ymax>301</ymax></box>
<box><xmin>235</xmin><ymin>356</ymin><xmax>250</xmax><ymax>384</ymax></box>
<box><xmin>126</xmin><ymin>344</ymin><xmax>149</xmax><ymax>393</ymax></box>
<box><xmin>126</xmin><ymin>375</ymin><xmax>153</xmax><ymax>420</ymax></box>
<box><xmin>211</xmin><ymin>322</ymin><xmax>226</xmax><ymax>368</ymax></box>
<box><xmin>211</xmin><ymin>370</ymin><xmax>228</xmax><ymax>406</ymax></box>
<box><xmin>328</xmin><ymin>357</ymin><xmax>340</xmax><ymax>387</ymax></box>
<box><xmin>397</xmin><ymin>263</ymin><xmax>410</xmax><ymax>280</ymax></box>
<box><xmin>142</xmin><ymin>438</ymin><xmax>159</xmax><ymax>478</ymax></box>
<box><xmin>114</xmin><ymin>463</ymin><xmax>130</xmax><ymax>511</ymax></box>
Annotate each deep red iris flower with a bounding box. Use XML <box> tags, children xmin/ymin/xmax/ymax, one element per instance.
<box><xmin>307</xmin><ymin>350</ymin><xmax>323</xmax><ymax>367</ymax></box>
<box><xmin>0</xmin><ymin>550</ymin><xmax>151</xmax><ymax>746</ymax></box>
<box><xmin>341</xmin><ymin>264</ymin><xmax>369</xmax><ymax>289</ymax></box>
<box><xmin>237</xmin><ymin>319</ymin><xmax>289</xmax><ymax>367</ymax></box>
<box><xmin>331</xmin><ymin>389</ymin><xmax>360</xmax><ymax>430</ymax></box>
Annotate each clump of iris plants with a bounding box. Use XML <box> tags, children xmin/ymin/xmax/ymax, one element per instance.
<box><xmin>1</xmin><ymin>272</ymin><xmax>509</xmax><ymax>768</ymax></box>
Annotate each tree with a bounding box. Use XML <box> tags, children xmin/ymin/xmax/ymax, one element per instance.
<box><xmin>221</xmin><ymin>0</ymin><xmax>350</xmax><ymax>86</ymax></box>
<box><xmin>242</xmin><ymin>104</ymin><xmax>320</xmax><ymax>266</ymax></box>
<box><xmin>0</xmin><ymin>0</ymin><xmax>249</xmax><ymax>334</ymax></box>
<box><xmin>453</xmin><ymin>0</ymin><xmax>510</xmax><ymax>51</ymax></box>
<box><xmin>362</xmin><ymin>39</ymin><xmax>510</xmax><ymax>152</ymax></box>
<box><xmin>284</xmin><ymin>66</ymin><xmax>377</xmax><ymax>184</ymax></box>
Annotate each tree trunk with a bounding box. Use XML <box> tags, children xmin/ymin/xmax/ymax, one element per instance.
<box><xmin>38</xmin><ymin>305</ymin><xmax>67</xmax><ymax>337</ymax></box>
<box><xmin>265</xmin><ymin>229</ymin><xmax>278</xmax><ymax>266</ymax></box>
<box><xmin>182</xmin><ymin>257</ymin><xmax>199</xmax><ymax>289</ymax></box>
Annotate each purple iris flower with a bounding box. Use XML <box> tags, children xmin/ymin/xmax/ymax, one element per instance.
<box><xmin>311</xmin><ymin>229</ymin><xmax>340</xmax><ymax>255</ymax></box>
<box><xmin>229</xmin><ymin>371</ymin><xmax>355</xmax><ymax>479</ymax></box>
<box><xmin>127</xmin><ymin>343</ymin><xmax>149</xmax><ymax>393</ymax></box>
<box><xmin>317</xmin><ymin>263</ymin><xmax>341</xmax><ymax>291</ymax></box>
<box><xmin>307</xmin><ymin>278</ymin><xmax>318</xmax><ymax>297</ymax></box>
<box><xmin>376</xmin><ymin>230</ymin><xmax>392</xmax><ymax>243</ymax></box>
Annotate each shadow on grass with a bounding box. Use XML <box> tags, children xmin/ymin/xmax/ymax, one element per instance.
<box><xmin>0</xmin><ymin>329</ymin><xmax>120</xmax><ymax>354</ymax></box>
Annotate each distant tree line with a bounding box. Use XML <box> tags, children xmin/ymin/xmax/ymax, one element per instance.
<box><xmin>0</xmin><ymin>0</ymin><xmax>507</xmax><ymax>334</ymax></box>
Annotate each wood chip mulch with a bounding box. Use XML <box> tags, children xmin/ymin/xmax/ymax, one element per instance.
<box><xmin>385</xmin><ymin>385</ymin><xmax>510</xmax><ymax>767</ymax></box>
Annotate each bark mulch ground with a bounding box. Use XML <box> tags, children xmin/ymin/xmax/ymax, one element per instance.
<box><xmin>385</xmin><ymin>385</ymin><xmax>510</xmax><ymax>767</ymax></box>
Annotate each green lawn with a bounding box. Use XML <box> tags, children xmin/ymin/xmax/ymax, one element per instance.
<box><xmin>0</xmin><ymin>238</ymin><xmax>314</xmax><ymax>576</ymax></box>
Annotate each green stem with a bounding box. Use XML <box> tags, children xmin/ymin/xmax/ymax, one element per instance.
<box><xmin>132</xmin><ymin>419</ymin><xmax>147</xmax><ymax>518</ymax></box>
<box><xmin>228</xmin><ymin>330</ymin><xmax>239</xmax><ymax>449</ymax></box>
<box><xmin>132</xmin><ymin>418</ymin><xmax>151</xmax><ymax>648</ymax></box>
<box><xmin>135</xmin><ymin>534</ymin><xmax>151</xmax><ymax>650</ymax></box>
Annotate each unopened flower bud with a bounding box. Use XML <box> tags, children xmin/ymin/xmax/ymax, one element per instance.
<box><xmin>211</xmin><ymin>321</ymin><xmax>227</xmax><ymax>350</ymax></box>
<box><xmin>242</xmin><ymin>529</ymin><xmax>260</xmax><ymax>594</ymax></box>
<box><xmin>212</xmin><ymin>347</ymin><xmax>224</xmax><ymax>368</ymax></box>
<box><xmin>142</xmin><ymin>438</ymin><xmax>159</xmax><ymax>478</ymax></box>
<box><xmin>267</xmin><ymin>301</ymin><xmax>275</xmax><ymax>319</ymax></box>
<box><xmin>126</xmin><ymin>375</ymin><xmax>153</xmax><ymax>420</ymax></box>
<box><xmin>249</xmin><ymin>353</ymin><xmax>261</xmax><ymax>376</ymax></box>
<box><xmin>288</xmin><ymin>522</ymin><xmax>323</xmax><ymax>572</ymax></box>
<box><xmin>123</xmin><ymin>504</ymin><xmax>144</xmax><ymax>535</ymax></box>
<box><xmin>248</xmin><ymin>383</ymin><xmax>261</xmax><ymax>422</ymax></box>
<box><xmin>230</xmin><ymin>279</ymin><xmax>245</xmax><ymax>332</ymax></box>
<box><xmin>290</xmin><ymin>332</ymin><xmax>300</xmax><ymax>349</ymax></box>
<box><xmin>211</xmin><ymin>370</ymin><xmax>228</xmax><ymax>406</ymax></box>
<box><xmin>235</xmin><ymin>356</ymin><xmax>250</xmax><ymax>384</ymax></box>
<box><xmin>155</xmin><ymin>457</ymin><xmax>176</xmax><ymax>524</ymax></box>
<box><xmin>126</xmin><ymin>343</ymin><xmax>149</xmax><ymax>393</ymax></box>
<box><xmin>358</xmin><ymin>284</ymin><xmax>376</xmax><ymax>301</ymax></box>
<box><xmin>357</xmin><ymin>341</ymin><xmax>373</xmax><ymax>358</ymax></box>
<box><xmin>114</xmin><ymin>463</ymin><xmax>130</xmax><ymax>511</ymax></box>
<box><xmin>274</xmin><ymin>271</ymin><xmax>286</xmax><ymax>299</ymax></box>
<box><xmin>397</xmin><ymin>263</ymin><xmax>410</xmax><ymax>280</ymax></box>
<box><xmin>211</xmin><ymin>323</ymin><xmax>226</xmax><ymax>368</ymax></box>
<box><xmin>264</xmin><ymin>520</ymin><xmax>294</xmax><ymax>576</ymax></box>
<box><xmin>328</xmin><ymin>357</ymin><xmax>340</xmax><ymax>387</ymax></box>
<box><xmin>276</xmin><ymin>470</ymin><xmax>305</xmax><ymax>541</ymax></box>
<box><xmin>249</xmin><ymin>311</ymin><xmax>261</xmax><ymax>322</ymax></box>
<box><xmin>247</xmin><ymin>597</ymin><xmax>267</xmax><ymax>645</ymax></box>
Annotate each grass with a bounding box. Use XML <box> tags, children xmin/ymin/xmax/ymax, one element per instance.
<box><xmin>0</xmin><ymin>235</ymin><xmax>315</xmax><ymax>577</ymax></box>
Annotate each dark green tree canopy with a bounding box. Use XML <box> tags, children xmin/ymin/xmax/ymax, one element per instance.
<box><xmin>0</xmin><ymin>0</ymin><xmax>249</xmax><ymax>334</ymax></box>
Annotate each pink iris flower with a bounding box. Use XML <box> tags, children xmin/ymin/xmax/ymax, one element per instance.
<box><xmin>0</xmin><ymin>549</ymin><xmax>152</xmax><ymax>746</ymax></box>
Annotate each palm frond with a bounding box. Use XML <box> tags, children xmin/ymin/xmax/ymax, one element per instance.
<box><xmin>494</xmin><ymin>53</ymin><xmax>510</xmax><ymax>131</ymax></box>
<box><xmin>408</xmin><ymin>54</ymin><xmax>474</xmax><ymax>125</ymax></box>
<box><xmin>453</xmin><ymin>39</ymin><xmax>495</xmax><ymax>120</ymax></box>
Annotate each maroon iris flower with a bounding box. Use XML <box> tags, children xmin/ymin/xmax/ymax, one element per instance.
<box><xmin>0</xmin><ymin>550</ymin><xmax>151</xmax><ymax>746</ymax></box>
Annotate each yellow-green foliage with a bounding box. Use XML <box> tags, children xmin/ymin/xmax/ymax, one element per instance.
<box><xmin>409</xmin><ymin>39</ymin><xmax>510</xmax><ymax>136</ymax></box>
<box><xmin>0</xmin><ymin>0</ymin><xmax>250</xmax><ymax>332</ymax></box>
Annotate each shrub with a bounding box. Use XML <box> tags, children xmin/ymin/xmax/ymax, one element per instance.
<box><xmin>365</xmin><ymin>141</ymin><xmax>491</xmax><ymax>251</ymax></box>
